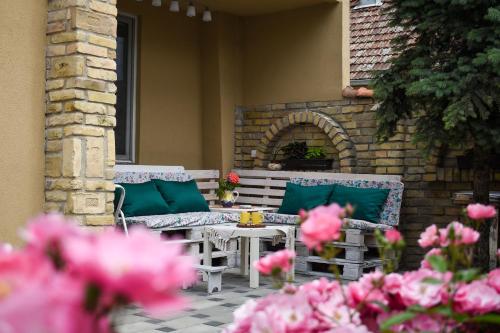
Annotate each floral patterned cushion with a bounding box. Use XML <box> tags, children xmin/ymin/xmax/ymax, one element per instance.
<box><xmin>115</xmin><ymin>171</ymin><xmax>193</xmax><ymax>184</ymax></box>
<box><xmin>344</xmin><ymin>218</ymin><xmax>393</xmax><ymax>231</ymax></box>
<box><xmin>263</xmin><ymin>213</ymin><xmax>300</xmax><ymax>225</ymax></box>
<box><xmin>261</xmin><ymin>213</ymin><xmax>392</xmax><ymax>231</ymax></box>
<box><xmin>125</xmin><ymin>212</ymin><xmax>239</xmax><ymax>229</ymax></box>
<box><xmin>290</xmin><ymin>178</ymin><xmax>404</xmax><ymax>226</ymax></box>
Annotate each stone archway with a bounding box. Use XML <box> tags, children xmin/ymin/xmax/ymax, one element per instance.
<box><xmin>254</xmin><ymin>111</ymin><xmax>357</xmax><ymax>172</ymax></box>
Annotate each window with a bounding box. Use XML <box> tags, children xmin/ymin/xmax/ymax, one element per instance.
<box><xmin>115</xmin><ymin>14</ymin><xmax>137</xmax><ymax>163</ymax></box>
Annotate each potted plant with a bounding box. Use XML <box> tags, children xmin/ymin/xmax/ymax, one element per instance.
<box><xmin>281</xmin><ymin>142</ymin><xmax>333</xmax><ymax>171</ymax></box>
<box><xmin>216</xmin><ymin>172</ymin><xmax>240</xmax><ymax>207</ymax></box>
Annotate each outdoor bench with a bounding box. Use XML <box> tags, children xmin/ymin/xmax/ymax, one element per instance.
<box><xmin>232</xmin><ymin>169</ymin><xmax>404</xmax><ymax>280</ymax></box>
<box><xmin>114</xmin><ymin>166</ymin><xmax>404</xmax><ymax>280</ymax></box>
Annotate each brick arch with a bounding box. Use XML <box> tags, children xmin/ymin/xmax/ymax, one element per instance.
<box><xmin>254</xmin><ymin>111</ymin><xmax>357</xmax><ymax>172</ymax></box>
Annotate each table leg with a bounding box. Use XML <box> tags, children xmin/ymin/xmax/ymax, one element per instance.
<box><xmin>249</xmin><ymin>237</ymin><xmax>260</xmax><ymax>288</ymax></box>
<box><xmin>240</xmin><ymin>237</ymin><xmax>249</xmax><ymax>276</ymax></box>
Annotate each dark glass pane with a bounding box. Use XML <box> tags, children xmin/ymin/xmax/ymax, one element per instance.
<box><xmin>115</xmin><ymin>20</ymin><xmax>130</xmax><ymax>157</ymax></box>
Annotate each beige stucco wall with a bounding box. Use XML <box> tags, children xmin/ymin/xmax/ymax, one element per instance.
<box><xmin>117</xmin><ymin>1</ymin><xmax>349</xmax><ymax>170</ymax></box>
<box><xmin>242</xmin><ymin>2</ymin><xmax>348</xmax><ymax>105</ymax></box>
<box><xmin>118</xmin><ymin>1</ymin><xmax>204</xmax><ymax>169</ymax></box>
<box><xmin>0</xmin><ymin>0</ymin><xmax>47</xmax><ymax>245</ymax></box>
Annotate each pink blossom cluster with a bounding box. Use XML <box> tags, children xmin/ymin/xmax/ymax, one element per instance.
<box><xmin>254</xmin><ymin>249</ymin><xmax>296</xmax><ymax>275</ymax></box>
<box><xmin>0</xmin><ymin>214</ymin><xmax>196</xmax><ymax>333</ymax></box>
<box><xmin>466</xmin><ymin>203</ymin><xmax>496</xmax><ymax>220</ymax></box>
<box><xmin>227</xmin><ymin>204</ymin><xmax>500</xmax><ymax>333</ymax></box>
<box><xmin>226</xmin><ymin>266</ymin><xmax>500</xmax><ymax>333</ymax></box>
<box><xmin>300</xmin><ymin>203</ymin><xmax>346</xmax><ymax>251</ymax></box>
<box><xmin>418</xmin><ymin>222</ymin><xmax>480</xmax><ymax>248</ymax></box>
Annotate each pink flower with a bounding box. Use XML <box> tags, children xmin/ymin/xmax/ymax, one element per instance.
<box><xmin>253</xmin><ymin>249</ymin><xmax>295</xmax><ymax>275</ymax></box>
<box><xmin>454</xmin><ymin>279</ymin><xmax>500</xmax><ymax>314</ymax></box>
<box><xmin>440</xmin><ymin>222</ymin><xmax>480</xmax><ymax>246</ymax></box>
<box><xmin>347</xmin><ymin>271</ymin><xmax>388</xmax><ymax>313</ymax></box>
<box><xmin>418</xmin><ymin>225</ymin><xmax>439</xmax><ymax>248</ymax></box>
<box><xmin>384</xmin><ymin>229</ymin><xmax>402</xmax><ymax>244</ymax></box>
<box><xmin>406</xmin><ymin>314</ymin><xmax>445</xmax><ymax>333</ymax></box>
<box><xmin>488</xmin><ymin>269</ymin><xmax>500</xmax><ymax>293</ymax></box>
<box><xmin>400</xmin><ymin>269</ymin><xmax>450</xmax><ymax>308</ymax></box>
<box><xmin>467</xmin><ymin>203</ymin><xmax>496</xmax><ymax>220</ymax></box>
<box><xmin>328</xmin><ymin>323</ymin><xmax>372</xmax><ymax>333</ymax></box>
<box><xmin>460</xmin><ymin>225</ymin><xmax>480</xmax><ymax>245</ymax></box>
<box><xmin>420</xmin><ymin>248</ymin><xmax>443</xmax><ymax>269</ymax></box>
<box><xmin>300</xmin><ymin>204</ymin><xmax>345</xmax><ymax>251</ymax></box>
<box><xmin>63</xmin><ymin>227</ymin><xmax>196</xmax><ymax>316</ymax></box>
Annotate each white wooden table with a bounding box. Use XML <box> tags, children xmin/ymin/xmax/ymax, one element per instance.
<box><xmin>203</xmin><ymin>224</ymin><xmax>295</xmax><ymax>288</ymax></box>
<box><xmin>209</xmin><ymin>205</ymin><xmax>277</xmax><ymax>213</ymax></box>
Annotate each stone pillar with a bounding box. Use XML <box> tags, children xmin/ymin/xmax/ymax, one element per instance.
<box><xmin>45</xmin><ymin>0</ymin><xmax>117</xmax><ymax>226</ymax></box>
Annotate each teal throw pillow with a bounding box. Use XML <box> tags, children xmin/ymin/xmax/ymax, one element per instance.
<box><xmin>278</xmin><ymin>182</ymin><xmax>335</xmax><ymax>215</ymax></box>
<box><xmin>153</xmin><ymin>179</ymin><xmax>210</xmax><ymax>213</ymax></box>
<box><xmin>115</xmin><ymin>182</ymin><xmax>171</xmax><ymax>217</ymax></box>
<box><xmin>329</xmin><ymin>185</ymin><xmax>389</xmax><ymax>223</ymax></box>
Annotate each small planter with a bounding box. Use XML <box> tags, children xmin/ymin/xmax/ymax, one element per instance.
<box><xmin>282</xmin><ymin>158</ymin><xmax>334</xmax><ymax>171</ymax></box>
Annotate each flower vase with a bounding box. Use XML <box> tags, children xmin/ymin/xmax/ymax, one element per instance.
<box><xmin>221</xmin><ymin>190</ymin><xmax>239</xmax><ymax>208</ymax></box>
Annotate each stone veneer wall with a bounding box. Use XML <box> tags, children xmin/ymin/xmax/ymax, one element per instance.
<box><xmin>235</xmin><ymin>99</ymin><xmax>500</xmax><ymax>269</ymax></box>
<box><xmin>45</xmin><ymin>0</ymin><xmax>117</xmax><ymax>226</ymax></box>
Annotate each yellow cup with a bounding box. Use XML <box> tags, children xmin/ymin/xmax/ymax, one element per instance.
<box><xmin>251</xmin><ymin>211</ymin><xmax>263</xmax><ymax>225</ymax></box>
<box><xmin>240</xmin><ymin>211</ymin><xmax>250</xmax><ymax>224</ymax></box>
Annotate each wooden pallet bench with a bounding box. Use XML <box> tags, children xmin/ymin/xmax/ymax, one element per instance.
<box><xmin>233</xmin><ymin>169</ymin><xmax>403</xmax><ymax>281</ymax></box>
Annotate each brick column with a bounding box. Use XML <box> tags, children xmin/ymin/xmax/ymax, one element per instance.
<box><xmin>45</xmin><ymin>0</ymin><xmax>117</xmax><ymax>226</ymax></box>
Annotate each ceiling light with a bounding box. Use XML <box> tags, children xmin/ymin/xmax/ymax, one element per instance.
<box><xmin>202</xmin><ymin>8</ymin><xmax>212</xmax><ymax>22</ymax></box>
<box><xmin>169</xmin><ymin>0</ymin><xmax>180</xmax><ymax>12</ymax></box>
<box><xmin>187</xmin><ymin>2</ymin><xmax>196</xmax><ymax>17</ymax></box>
<box><xmin>152</xmin><ymin>0</ymin><xmax>162</xmax><ymax>7</ymax></box>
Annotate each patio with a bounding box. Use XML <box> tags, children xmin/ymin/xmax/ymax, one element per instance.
<box><xmin>116</xmin><ymin>272</ymin><xmax>316</xmax><ymax>333</ymax></box>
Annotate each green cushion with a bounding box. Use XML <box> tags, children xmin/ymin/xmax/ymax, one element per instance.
<box><xmin>115</xmin><ymin>182</ymin><xmax>171</xmax><ymax>217</ymax></box>
<box><xmin>329</xmin><ymin>185</ymin><xmax>389</xmax><ymax>223</ymax></box>
<box><xmin>278</xmin><ymin>182</ymin><xmax>335</xmax><ymax>215</ymax></box>
<box><xmin>153</xmin><ymin>179</ymin><xmax>210</xmax><ymax>213</ymax></box>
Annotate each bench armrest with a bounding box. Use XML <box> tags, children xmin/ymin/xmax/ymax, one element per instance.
<box><xmin>114</xmin><ymin>184</ymin><xmax>128</xmax><ymax>236</ymax></box>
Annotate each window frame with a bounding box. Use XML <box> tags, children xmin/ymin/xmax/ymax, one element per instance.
<box><xmin>116</xmin><ymin>12</ymin><xmax>138</xmax><ymax>164</ymax></box>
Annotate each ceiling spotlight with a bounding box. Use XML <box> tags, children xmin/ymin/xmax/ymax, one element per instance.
<box><xmin>202</xmin><ymin>8</ymin><xmax>212</xmax><ymax>22</ymax></box>
<box><xmin>187</xmin><ymin>2</ymin><xmax>196</xmax><ymax>17</ymax></box>
<box><xmin>152</xmin><ymin>0</ymin><xmax>162</xmax><ymax>7</ymax></box>
<box><xmin>169</xmin><ymin>0</ymin><xmax>180</xmax><ymax>12</ymax></box>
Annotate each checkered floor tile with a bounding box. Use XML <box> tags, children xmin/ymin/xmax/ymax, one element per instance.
<box><xmin>116</xmin><ymin>270</ymin><xmax>316</xmax><ymax>333</ymax></box>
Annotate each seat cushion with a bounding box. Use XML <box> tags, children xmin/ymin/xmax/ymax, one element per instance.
<box><xmin>277</xmin><ymin>182</ymin><xmax>335</xmax><ymax>215</ymax></box>
<box><xmin>115</xmin><ymin>181</ymin><xmax>171</xmax><ymax>217</ymax></box>
<box><xmin>125</xmin><ymin>212</ymin><xmax>239</xmax><ymax>229</ymax></box>
<box><xmin>344</xmin><ymin>218</ymin><xmax>393</xmax><ymax>231</ymax></box>
<box><xmin>262</xmin><ymin>213</ymin><xmax>392</xmax><ymax>231</ymax></box>
<box><xmin>329</xmin><ymin>185</ymin><xmax>389</xmax><ymax>223</ymax></box>
<box><xmin>153</xmin><ymin>179</ymin><xmax>210</xmax><ymax>213</ymax></box>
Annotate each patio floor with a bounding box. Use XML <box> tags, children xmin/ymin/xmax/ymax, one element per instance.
<box><xmin>116</xmin><ymin>270</ymin><xmax>317</xmax><ymax>333</ymax></box>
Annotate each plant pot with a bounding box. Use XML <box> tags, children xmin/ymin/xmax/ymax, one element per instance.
<box><xmin>282</xmin><ymin>158</ymin><xmax>334</xmax><ymax>171</ymax></box>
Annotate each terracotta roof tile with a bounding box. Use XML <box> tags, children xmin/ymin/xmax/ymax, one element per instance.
<box><xmin>350</xmin><ymin>0</ymin><xmax>401</xmax><ymax>81</ymax></box>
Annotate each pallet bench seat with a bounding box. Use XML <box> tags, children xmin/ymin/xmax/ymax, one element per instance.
<box><xmin>232</xmin><ymin>169</ymin><xmax>404</xmax><ymax>280</ymax></box>
<box><xmin>113</xmin><ymin>166</ymin><xmax>404</xmax><ymax>281</ymax></box>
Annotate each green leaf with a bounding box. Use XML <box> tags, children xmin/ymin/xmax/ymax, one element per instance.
<box><xmin>422</xmin><ymin>277</ymin><xmax>443</xmax><ymax>285</ymax></box>
<box><xmin>471</xmin><ymin>313</ymin><xmax>500</xmax><ymax>325</ymax></box>
<box><xmin>381</xmin><ymin>311</ymin><xmax>417</xmax><ymax>331</ymax></box>
<box><xmin>427</xmin><ymin>255</ymin><xmax>448</xmax><ymax>273</ymax></box>
<box><xmin>454</xmin><ymin>268</ymin><xmax>480</xmax><ymax>282</ymax></box>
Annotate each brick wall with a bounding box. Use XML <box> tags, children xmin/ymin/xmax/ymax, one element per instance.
<box><xmin>235</xmin><ymin>99</ymin><xmax>500</xmax><ymax>269</ymax></box>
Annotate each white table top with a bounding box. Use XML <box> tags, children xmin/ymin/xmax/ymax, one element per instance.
<box><xmin>209</xmin><ymin>205</ymin><xmax>277</xmax><ymax>213</ymax></box>
<box><xmin>205</xmin><ymin>224</ymin><xmax>292</xmax><ymax>238</ymax></box>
